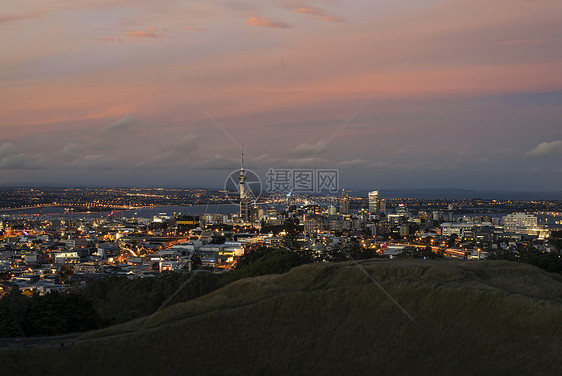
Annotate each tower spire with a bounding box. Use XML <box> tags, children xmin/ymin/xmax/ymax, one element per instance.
<box><xmin>239</xmin><ymin>145</ymin><xmax>248</xmax><ymax>222</ymax></box>
<box><xmin>241</xmin><ymin>145</ymin><xmax>244</xmax><ymax>171</ymax></box>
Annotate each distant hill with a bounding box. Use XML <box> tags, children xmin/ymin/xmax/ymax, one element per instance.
<box><xmin>1</xmin><ymin>259</ymin><xmax>561</xmax><ymax>375</ymax></box>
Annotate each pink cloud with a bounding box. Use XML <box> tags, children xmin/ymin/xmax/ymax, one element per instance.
<box><xmin>246</xmin><ymin>16</ymin><xmax>289</xmax><ymax>28</ymax></box>
<box><xmin>292</xmin><ymin>6</ymin><xmax>344</xmax><ymax>22</ymax></box>
<box><xmin>3</xmin><ymin>0</ymin><xmax>561</xmax><ymax>163</ymax></box>
<box><xmin>0</xmin><ymin>10</ymin><xmax>46</xmax><ymax>24</ymax></box>
<box><xmin>126</xmin><ymin>26</ymin><xmax>162</xmax><ymax>38</ymax></box>
<box><xmin>186</xmin><ymin>24</ymin><xmax>205</xmax><ymax>32</ymax></box>
<box><xmin>502</xmin><ymin>38</ymin><xmax>547</xmax><ymax>46</ymax></box>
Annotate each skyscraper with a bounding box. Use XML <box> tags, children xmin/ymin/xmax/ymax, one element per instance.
<box><xmin>339</xmin><ymin>194</ymin><xmax>350</xmax><ymax>215</ymax></box>
<box><xmin>368</xmin><ymin>191</ymin><xmax>379</xmax><ymax>214</ymax></box>
<box><xmin>286</xmin><ymin>192</ymin><xmax>295</xmax><ymax>209</ymax></box>
<box><xmin>378</xmin><ymin>199</ymin><xmax>386</xmax><ymax>216</ymax></box>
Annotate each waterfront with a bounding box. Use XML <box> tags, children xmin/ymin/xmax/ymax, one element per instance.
<box><xmin>0</xmin><ymin>204</ymin><xmax>241</xmax><ymax>219</ymax></box>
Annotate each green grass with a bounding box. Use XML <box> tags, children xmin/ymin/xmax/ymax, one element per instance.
<box><xmin>1</xmin><ymin>259</ymin><xmax>561</xmax><ymax>375</ymax></box>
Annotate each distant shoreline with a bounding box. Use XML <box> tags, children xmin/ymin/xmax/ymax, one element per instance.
<box><xmin>0</xmin><ymin>204</ymin><xmax>242</xmax><ymax>217</ymax></box>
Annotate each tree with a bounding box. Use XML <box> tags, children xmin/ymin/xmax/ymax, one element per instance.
<box><xmin>58</xmin><ymin>264</ymin><xmax>75</xmax><ymax>283</ymax></box>
<box><xmin>550</xmin><ymin>230</ymin><xmax>562</xmax><ymax>253</ymax></box>
<box><xmin>24</xmin><ymin>291</ymin><xmax>103</xmax><ymax>336</ymax></box>
<box><xmin>223</xmin><ymin>245</ymin><xmax>309</xmax><ymax>285</ymax></box>
<box><xmin>517</xmin><ymin>245</ymin><xmax>562</xmax><ymax>274</ymax></box>
<box><xmin>396</xmin><ymin>247</ymin><xmax>415</xmax><ymax>259</ymax></box>
<box><xmin>282</xmin><ymin>218</ymin><xmax>301</xmax><ymax>251</ymax></box>
<box><xmin>323</xmin><ymin>240</ymin><xmax>373</xmax><ymax>262</ymax></box>
<box><xmin>419</xmin><ymin>245</ymin><xmax>439</xmax><ymax>259</ymax></box>
<box><xmin>190</xmin><ymin>255</ymin><xmax>202</xmax><ymax>270</ymax></box>
<box><xmin>0</xmin><ymin>287</ymin><xmax>28</xmax><ymax>337</ymax></box>
<box><xmin>423</xmin><ymin>237</ymin><xmax>435</xmax><ymax>246</ymax></box>
<box><xmin>0</xmin><ymin>307</ymin><xmax>24</xmax><ymax>337</ymax></box>
<box><xmin>447</xmin><ymin>234</ymin><xmax>458</xmax><ymax>247</ymax></box>
<box><xmin>399</xmin><ymin>246</ymin><xmax>440</xmax><ymax>259</ymax></box>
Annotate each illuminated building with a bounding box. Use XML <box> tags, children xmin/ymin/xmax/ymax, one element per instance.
<box><xmin>368</xmin><ymin>191</ymin><xmax>379</xmax><ymax>214</ymax></box>
<box><xmin>502</xmin><ymin>213</ymin><xmax>537</xmax><ymax>232</ymax></box>
<box><xmin>286</xmin><ymin>192</ymin><xmax>295</xmax><ymax>210</ymax></box>
<box><xmin>339</xmin><ymin>193</ymin><xmax>349</xmax><ymax>215</ymax></box>
<box><xmin>176</xmin><ymin>215</ymin><xmax>200</xmax><ymax>233</ymax></box>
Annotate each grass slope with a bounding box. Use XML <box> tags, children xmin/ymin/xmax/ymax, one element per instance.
<box><xmin>1</xmin><ymin>259</ymin><xmax>561</xmax><ymax>376</ymax></box>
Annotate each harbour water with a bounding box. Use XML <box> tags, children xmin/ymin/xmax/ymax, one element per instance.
<box><xmin>0</xmin><ymin>204</ymin><xmax>241</xmax><ymax>219</ymax></box>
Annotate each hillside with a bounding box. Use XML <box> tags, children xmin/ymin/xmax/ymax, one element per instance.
<box><xmin>1</xmin><ymin>259</ymin><xmax>562</xmax><ymax>375</ymax></box>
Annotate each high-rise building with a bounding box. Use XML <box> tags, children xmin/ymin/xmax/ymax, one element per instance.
<box><xmin>368</xmin><ymin>191</ymin><xmax>379</xmax><ymax>214</ymax></box>
<box><xmin>339</xmin><ymin>191</ymin><xmax>350</xmax><ymax>215</ymax></box>
<box><xmin>239</xmin><ymin>149</ymin><xmax>249</xmax><ymax>221</ymax></box>
<box><xmin>396</xmin><ymin>204</ymin><xmax>410</xmax><ymax>219</ymax></box>
<box><xmin>286</xmin><ymin>192</ymin><xmax>295</xmax><ymax>209</ymax></box>
<box><xmin>249</xmin><ymin>204</ymin><xmax>262</xmax><ymax>222</ymax></box>
<box><xmin>379</xmin><ymin>199</ymin><xmax>386</xmax><ymax>215</ymax></box>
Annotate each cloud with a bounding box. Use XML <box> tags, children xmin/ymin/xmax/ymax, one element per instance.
<box><xmin>151</xmin><ymin>132</ymin><xmax>202</xmax><ymax>165</ymax></box>
<box><xmin>0</xmin><ymin>143</ymin><xmax>47</xmax><ymax>170</ymax></box>
<box><xmin>104</xmin><ymin>115</ymin><xmax>137</xmax><ymax>133</ymax></box>
<box><xmin>61</xmin><ymin>143</ymin><xmax>81</xmax><ymax>162</ymax></box>
<box><xmin>336</xmin><ymin>158</ymin><xmax>388</xmax><ymax>169</ymax></box>
<box><xmin>246</xmin><ymin>16</ymin><xmax>289</xmax><ymax>28</ymax></box>
<box><xmin>55</xmin><ymin>116</ymin><xmax>142</xmax><ymax>165</ymax></box>
<box><xmin>91</xmin><ymin>115</ymin><xmax>139</xmax><ymax>151</ymax></box>
<box><xmin>502</xmin><ymin>39</ymin><xmax>546</xmax><ymax>46</ymax></box>
<box><xmin>526</xmin><ymin>140</ymin><xmax>562</xmax><ymax>157</ymax></box>
<box><xmin>0</xmin><ymin>10</ymin><xmax>46</xmax><ymax>24</ymax></box>
<box><xmin>186</xmin><ymin>24</ymin><xmax>205</xmax><ymax>32</ymax></box>
<box><xmin>98</xmin><ymin>36</ymin><xmax>125</xmax><ymax>44</ymax></box>
<box><xmin>491</xmin><ymin>148</ymin><xmax>518</xmax><ymax>157</ymax></box>
<box><xmin>126</xmin><ymin>27</ymin><xmax>163</xmax><ymax>39</ymax></box>
<box><xmin>291</xmin><ymin>5</ymin><xmax>344</xmax><ymax>22</ymax></box>
<box><xmin>61</xmin><ymin>143</ymin><xmax>116</xmax><ymax>169</ymax></box>
<box><xmin>2</xmin><ymin>118</ymin><xmax>205</xmax><ymax>172</ymax></box>
<box><xmin>219</xmin><ymin>1</ymin><xmax>257</xmax><ymax>12</ymax></box>
<box><xmin>286</xmin><ymin>157</ymin><xmax>331</xmax><ymax>168</ymax></box>
<box><xmin>0</xmin><ymin>143</ymin><xmax>13</xmax><ymax>157</ymax></box>
<box><xmin>337</xmin><ymin>159</ymin><xmax>372</xmax><ymax>168</ymax></box>
<box><xmin>148</xmin><ymin>132</ymin><xmax>202</xmax><ymax>165</ymax></box>
<box><xmin>0</xmin><ymin>154</ymin><xmax>48</xmax><ymax>170</ymax></box>
<box><xmin>171</xmin><ymin>132</ymin><xmax>201</xmax><ymax>153</ymax></box>
<box><xmin>69</xmin><ymin>154</ymin><xmax>115</xmax><ymax>170</ymax></box>
<box><xmin>252</xmin><ymin>153</ymin><xmax>285</xmax><ymax>168</ymax></box>
<box><xmin>291</xmin><ymin>140</ymin><xmax>327</xmax><ymax>156</ymax></box>
<box><xmin>190</xmin><ymin>154</ymin><xmax>239</xmax><ymax>170</ymax></box>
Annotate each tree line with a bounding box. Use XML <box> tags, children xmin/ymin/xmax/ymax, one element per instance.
<box><xmin>2</xmin><ymin>225</ymin><xmax>560</xmax><ymax>338</ymax></box>
<box><xmin>0</xmin><ymin>232</ymin><xmax>376</xmax><ymax>338</ymax></box>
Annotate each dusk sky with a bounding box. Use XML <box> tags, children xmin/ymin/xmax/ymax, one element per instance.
<box><xmin>1</xmin><ymin>0</ymin><xmax>561</xmax><ymax>191</ymax></box>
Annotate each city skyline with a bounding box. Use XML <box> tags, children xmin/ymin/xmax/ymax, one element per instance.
<box><xmin>1</xmin><ymin>0</ymin><xmax>562</xmax><ymax>190</ymax></box>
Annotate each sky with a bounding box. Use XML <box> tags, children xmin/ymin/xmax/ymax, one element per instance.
<box><xmin>1</xmin><ymin>0</ymin><xmax>561</xmax><ymax>191</ymax></box>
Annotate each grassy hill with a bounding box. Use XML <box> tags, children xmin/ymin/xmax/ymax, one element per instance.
<box><xmin>1</xmin><ymin>259</ymin><xmax>561</xmax><ymax>375</ymax></box>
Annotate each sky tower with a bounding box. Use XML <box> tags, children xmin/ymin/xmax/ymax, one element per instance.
<box><xmin>239</xmin><ymin>147</ymin><xmax>249</xmax><ymax>221</ymax></box>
